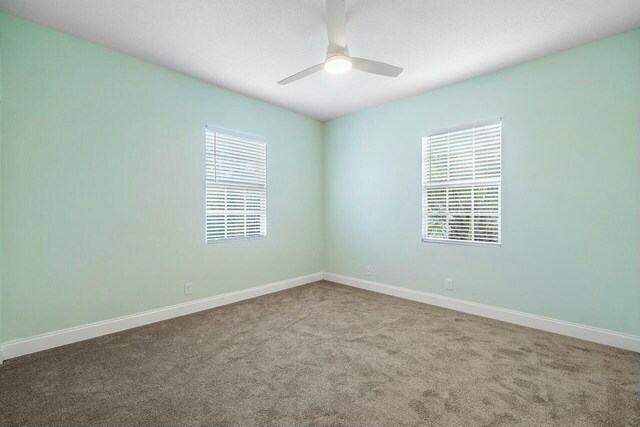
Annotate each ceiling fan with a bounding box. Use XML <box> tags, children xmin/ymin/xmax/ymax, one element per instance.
<box><xmin>277</xmin><ymin>0</ymin><xmax>403</xmax><ymax>85</ymax></box>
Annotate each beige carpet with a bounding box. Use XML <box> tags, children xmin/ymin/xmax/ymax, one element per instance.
<box><xmin>0</xmin><ymin>280</ymin><xmax>638</xmax><ymax>426</ymax></box>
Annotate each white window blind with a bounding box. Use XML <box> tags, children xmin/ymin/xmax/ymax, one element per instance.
<box><xmin>422</xmin><ymin>119</ymin><xmax>502</xmax><ymax>245</ymax></box>
<box><xmin>206</xmin><ymin>126</ymin><xmax>267</xmax><ymax>243</ymax></box>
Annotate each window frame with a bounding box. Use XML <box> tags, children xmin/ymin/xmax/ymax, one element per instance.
<box><xmin>205</xmin><ymin>125</ymin><xmax>267</xmax><ymax>244</ymax></box>
<box><xmin>421</xmin><ymin>117</ymin><xmax>502</xmax><ymax>247</ymax></box>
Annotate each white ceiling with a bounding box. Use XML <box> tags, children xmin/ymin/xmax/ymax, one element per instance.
<box><xmin>1</xmin><ymin>1</ymin><xmax>639</xmax><ymax>121</ymax></box>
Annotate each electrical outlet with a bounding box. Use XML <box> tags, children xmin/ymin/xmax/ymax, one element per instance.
<box><xmin>445</xmin><ymin>279</ymin><xmax>453</xmax><ymax>291</ymax></box>
<box><xmin>184</xmin><ymin>283</ymin><xmax>193</xmax><ymax>295</ymax></box>
<box><xmin>364</xmin><ymin>266</ymin><xmax>372</xmax><ymax>276</ymax></box>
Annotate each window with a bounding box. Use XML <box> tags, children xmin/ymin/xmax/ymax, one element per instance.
<box><xmin>205</xmin><ymin>126</ymin><xmax>267</xmax><ymax>243</ymax></box>
<box><xmin>422</xmin><ymin>119</ymin><xmax>502</xmax><ymax>245</ymax></box>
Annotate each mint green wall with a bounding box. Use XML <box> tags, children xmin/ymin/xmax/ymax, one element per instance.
<box><xmin>0</xmin><ymin>14</ymin><xmax>324</xmax><ymax>342</ymax></box>
<box><xmin>1</xmin><ymin>13</ymin><xmax>638</xmax><ymax>344</ymax></box>
<box><xmin>0</xmin><ymin>17</ymin><xmax>3</xmax><ymax>345</ymax></box>
<box><xmin>324</xmin><ymin>31</ymin><xmax>640</xmax><ymax>336</ymax></box>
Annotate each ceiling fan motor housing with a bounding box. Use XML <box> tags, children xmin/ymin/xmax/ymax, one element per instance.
<box><xmin>327</xmin><ymin>44</ymin><xmax>349</xmax><ymax>58</ymax></box>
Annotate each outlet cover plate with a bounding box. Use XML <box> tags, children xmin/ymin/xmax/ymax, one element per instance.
<box><xmin>445</xmin><ymin>279</ymin><xmax>453</xmax><ymax>290</ymax></box>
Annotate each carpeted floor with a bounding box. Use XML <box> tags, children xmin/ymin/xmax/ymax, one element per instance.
<box><xmin>0</xmin><ymin>280</ymin><xmax>638</xmax><ymax>426</ymax></box>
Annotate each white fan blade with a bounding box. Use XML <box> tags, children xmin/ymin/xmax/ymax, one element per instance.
<box><xmin>277</xmin><ymin>63</ymin><xmax>324</xmax><ymax>85</ymax></box>
<box><xmin>326</xmin><ymin>0</ymin><xmax>347</xmax><ymax>49</ymax></box>
<box><xmin>352</xmin><ymin>57</ymin><xmax>403</xmax><ymax>77</ymax></box>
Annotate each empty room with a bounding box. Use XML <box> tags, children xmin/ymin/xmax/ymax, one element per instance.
<box><xmin>0</xmin><ymin>0</ymin><xmax>638</xmax><ymax>426</ymax></box>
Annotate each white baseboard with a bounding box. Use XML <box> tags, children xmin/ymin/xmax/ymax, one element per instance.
<box><xmin>2</xmin><ymin>271</ymin><xmax>637</xmax><ymax>362</ymax></box>
<box><xmin>323</xmin><ymin>272</ymin><xmax>640</xmax><ymax>353</ymax></box>
<box><xmin>0</xmin><ymin>272</ymin><xmax>323</xmax><ymax>361</ymax></box>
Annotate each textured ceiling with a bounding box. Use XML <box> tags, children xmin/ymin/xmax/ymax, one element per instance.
<box><xmin>1</xmin><ymin>0</ymin><xmax>639</xmax><ymax>121</ymax></box>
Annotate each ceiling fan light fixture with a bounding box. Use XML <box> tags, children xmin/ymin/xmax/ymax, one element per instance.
<box><xmin>324</xmin><ymin>54</ymin><xmax>352</xmax><ymax>74</ymax></box>
<box><xmin>277</xmin><ymin>0</ymin><xmax>402</xmax><ymax>85</ymax></box>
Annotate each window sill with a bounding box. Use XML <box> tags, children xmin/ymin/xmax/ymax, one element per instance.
<box><xmin>421</xmin><ymin>238</ymin><xmax>500</xmax><ymax>248</ymax></box>
<box><xmin>207</xmin><ymin>235</ymin><xmax>267</xmax><ymax>244</ymax></box>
